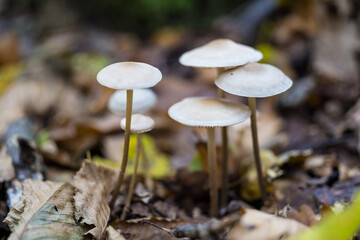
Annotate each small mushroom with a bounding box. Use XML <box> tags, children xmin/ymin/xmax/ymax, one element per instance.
<box><xmin>179</xmin><ymin>38</ymin><xmax>262</xmax><ymax>207</ymax></box>
<box><xmin>108</xmin><ymin>89</ymin><xmax>157</xmax><ymax>116</ymax></box>
<box><xmin>168</xmin><ymin>97</ymin><xmax>250</xmax><ymax>217</ymax></box>
<box><xmin>97</xmin><ymin>62</ymin><xmax>162</xmax><ymax>208</ymax></box>
<box><xmin>215</xmin><ymin>62</ymin><xmax>293</xmax><ymax>201</ymax></box>
<box><xmin>119</xmin><ymin>114</ymin><xmax>155</xmax><ymax>220</ymax></box>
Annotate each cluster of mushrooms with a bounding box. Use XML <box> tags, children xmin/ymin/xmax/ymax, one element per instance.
<box><xmin>96</xmin><ymin>39</ymin><xmax>293</xmax><ymax>219</ymax></box>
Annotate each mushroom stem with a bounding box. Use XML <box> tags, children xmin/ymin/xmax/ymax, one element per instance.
<box><xmin>121</xmin><ymin>133</ymin><xmax>142</xmax><ymax>220</ymax></box>
<box><xmin>220</xmin><ymin>124</ymin><xmax>228</xmax><ymax>207</ymax></box>
<box><xmin>248</xmin><ymin>97</ymin><xmax>266</xmax><ymax>201</ymax></box>
<box><xmin>110</xmin><ymin>89</ymin><xmax>133</xmax><ymax>209</ymax></box>
<box><xmin>217</xmin><ymin>68</ymin><xmax>229</xmax><ymax>208</ymax></box>
<box><xmin>217</xmin><ymin>88</ymin><xmax>228</xmax><ymax>208</ymax></box>
<box><xmin>141</xmin><ymin>139</ymin><xmax>153</xmax><ymax>191</ymax></box>
<box><xmin>207</xmin><ymin>127</ymin><xmax>218</xmax><ymax>217</ymax></box>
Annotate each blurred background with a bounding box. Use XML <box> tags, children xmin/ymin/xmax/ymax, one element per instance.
<box><xmin>0</xmin><ymin>0</ymin><xmax>360</xmax><ymax>235</ymax></box>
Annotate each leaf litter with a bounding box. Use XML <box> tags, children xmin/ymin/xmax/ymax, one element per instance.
<box><xmin>1</xmin><ymin>0</ymin><xmax>360</xmax><ymax>239</ymax></box>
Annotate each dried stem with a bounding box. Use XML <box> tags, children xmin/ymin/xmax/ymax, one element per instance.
<box><xmin>248</xmin><ymin>97</ymin><xmax>266</xmax><ymax>201</ymax></box>
<box><xmin>121</xmin><ymin>134</ymin><xmax>142</xmax><ymax>220</ymax></box>
<box><xmin>207</xmin><ymin>127</ymin><xmax>218</xmax><ymax>217</ymax></box>
<box><xmin>110</xmin><ymin>89</ymin><xmax>133</xmax><ymax>209</ymax></box>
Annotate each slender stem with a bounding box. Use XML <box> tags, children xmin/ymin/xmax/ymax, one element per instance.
<box><xmin>110</xmin><ymin>89</ymin><xmax>133</xmax><ymax>209</ymax></box>
<box><xmin>207</xmin><ymin>127</ymin><xmax>218</xmax><ymax>217</ymax></box>
<box><xmin>248</xmin><ymin>97</ymin><xmax>266</xmax><ymax>201</ymax></box>
<box><xmin>217</xmin><ymin>68</ymin><xmax>228</xmax><ymax>208</ymax></box>
<box><xmin>121</xmin><ymin>134</ymin><xmax>142</xmax><ymax>220</ymax></box>
<box><xmin>220</xmin><ymin>126</ymin><xmax>228</xmax><ymax>207</ymax></box>
<box><xmin>141</xmin><ymin>139</ymin><xmax>153</xmax><ymax>191</ymax></box>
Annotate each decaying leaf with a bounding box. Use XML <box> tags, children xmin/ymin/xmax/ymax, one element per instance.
<box><xmin>4</xmin><ymin>179</ymin><xmax>88</xmax><ymax>240</ymax></box>
<box><xmin>106</xmin><ymin>226</ymin><xmax>125</xmax><ymax>240</ymax></box>
<box><xmin>240</xmin><ymin>150</ymin><xmax>282</xmax><ymax>201</ymax></box>
<box><xmin>96</xmin><ymin>134</ymin><xmax>172</xmax><ymax>179</ymax></box>
<box><xmin>0</xmin><ymin>146</ymin><xmax>15</xmax><ymax>182</ymax></box>
<box><xmin>287</xmin><ymin>205</ymin><xmax>318</xmax><ymax>227</ymax></box>
<box><xmin>228</xmin><ymin>209</ymin><xmax>307</xmax><ymax>240</ymax></box>
<box><xmin>4</xmin><ymin>160</ymin><xmax>116</xmax><ymax>239</ymax></box>
<box><xmin>73</xmin><ymin>159</ymin><xmax>117</xmax><ymax>239</ymax></box>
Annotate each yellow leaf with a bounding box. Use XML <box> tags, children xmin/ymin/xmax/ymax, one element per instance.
<box><xmin>0</xmin><ymin>63</ymin><xmax>22</xmax><ymax>96</ymax></box>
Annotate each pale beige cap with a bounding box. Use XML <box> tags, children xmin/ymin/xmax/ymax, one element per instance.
<box><xmin>97</xmin><ymin>61</ymin><xmax>162</xmax><ymax>89</ymax></box>
<box><xmin>179</xmin><ymin>39</ymin><xmax>263</xmax><ymax>68</ymax></box>
<box><xmin>120</xmin><ymin>114</ymin><xmax>155</xmax><ymax>134</ymax></box>
<box><xmin>168</xmin><ymin>97</ymin><xmax>250</xmax><ymax>128</ymax></box>
<box><xmin>108</xmin><ymin>89</ymin><xmax>157</xmax><ymax>115</ymax></box>
<box><xmin>215</xmin><ymin>62</ymin><xmax>293</xmax><ymax>98</ymax></box>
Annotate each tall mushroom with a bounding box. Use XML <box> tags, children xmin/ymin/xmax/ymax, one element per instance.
<box><xmin>215</xmin><ymin>62</ymin><xmax>293</xmax><ymax>201</ymax></box>
<box><xmin>179</xmin><ymin>39</ymin><xmax>262</xmax><ymax>206</ymax></box>
<box><xmin>108</xmin><ymin>88</ymin><xmax>157</xmax><ymax>191</ymax></box>
<box><xmin>168</xmin><ymin>97</ymin><xmax>250</xmax><ymax>217</ymax></box>
<box><xmin>119</xmin><ymin>114</ymin><xmax>155</xmax><ymax>220</ymax></box>
<box><xmin>97</xmin><ymin>62</ymin><xmax>162</xmax><ymax>208</ymax></box>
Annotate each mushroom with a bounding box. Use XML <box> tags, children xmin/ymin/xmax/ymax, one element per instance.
<box><xmin>108</xmin><ymin>88</ymin><xmax>157</xmax><ymax>116</ymax></box>
<box><xmin>168</xmin><ymin>97</ymin><xmax>251</xmax><ymax>217</ymax></box>
<box><xmin>215</xmin><ymin>62</ymin><xmax>293</xmax><ymax>201</ymax></box>
<box><xmin>108</xmin><ymin>88</ymin><xmax>157</xmax><ymax>192</ymax></box>
<box><xmin>97</xmin><ymin>62</ymin><xmax>162</xmax><ymax>208</ymax></box>
<box><xmin>179</xmin><ymin>38</ymin><xmax>262</xmax><ymax>206</ymax></box>
<box><xmin>119</xmin><ymin>114</ymin><xmax>155</xmax><ymax>220</ymax></box>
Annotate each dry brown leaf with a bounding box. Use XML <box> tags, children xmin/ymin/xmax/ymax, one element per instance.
<box><xmin>0</xmin><ymin>79</ymin><xmax>87</xmax><ymax>136</ymax></box>
<box><xmin>73</xmin><ymin>159</ymin><xmax>117</xmax><ymax>239</ymax></box>
<box><xmin>0</xmin><ymin>146</ymin><xmax>15</xmax><ymax>182</ymax></box>
<box><xmin>288</xmin><ymin>205</ymin><xmax>318</xmax><ymax>227</ymax></box>
<box><xmin>106</xmin><ymin>226</ymin><xmax>126</xmax><ymax>240</ymax></box>
<box><xmin>4</xmin><ymin>179</ymin><xmax>87</xmax><ymax>240</ymax></box>
<box><xmin>228</xmin><ymin>209</ymin><xmax>307</xmax><ymax>240</ymax></box>
<box><xmin>313</xmin><ymin>1</ymin><xmax>360</xmax><ymax>83</ymax></box>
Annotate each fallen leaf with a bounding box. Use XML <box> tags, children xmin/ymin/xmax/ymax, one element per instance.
<box><xmin>73</xmin><ymin>159</ymin><xmax>117</xmax><ymax>239</ymax></box>
<box><xmin>0</xmin><ymin>146</ymin><xmax>15</xmax><ymax>182</ymax></box>
<box><xmin>4</xmin><ymin>179</ymin><xmax>89</xmax><ymax>240</ymax></box>
<box><xmin>97</xmin><ymin>134</ymin><xmax>172</xmax><ymax>179</ymax></box>
<box><xmin>0</xmin><ymin>32</ymin><xmax>19</xmax><ymax>65</ymax></box>
<box><xmin>287</xmin><ymin>205</ymin><xmax>318</xmax><ymax>227</ymax></box>
<box><xmin>228</xmin><ymin>209</ymin><xmax>307</xmax><ymax>240</ymax></box>
<box><xmin>240</xmin><ymin>150</ymin><xmax>282</xmax><ymax>201</ymax></box>
<box><xmin>106</xmin><ymin>226</ymin><xmax>125</xmax><ymax>240</ymax></box>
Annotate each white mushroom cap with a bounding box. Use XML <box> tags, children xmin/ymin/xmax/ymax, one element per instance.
<box><xmin>179</xmin><ymin>39</ymin><xmax>263</xmax><ymax>68</ymax></box>
<box><xmin>168</xmin><ymin>97</ymin><xmax>250</xmax><ymax>128</ymax></box>
<box><xmin>215</xmin><ymin>62</ymin><xmax>293</xmax><ymax>98</ymax></box>
<box><xmin>108</xmin><ymin>89</ymin><xmax>157</xmax><ymax>115</ymax></box>
<box><xmin>120</xmin><ymin>114</ymin><xmax>155</xmax><ymax>134</ymax></box>
<box><xmin>97</xmin><ymin>62</ymin><xmax>162</xmax><ymax>89</ymax></box>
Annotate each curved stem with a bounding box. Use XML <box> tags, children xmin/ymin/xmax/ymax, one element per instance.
<box><xmin>110</xmin><ymin>89</ymin><xmax>133</xmax><ymax>209</ymax></box>
<box><xmin>207</xmin><ymin>127</ymin><xmax>218</xmax><ymax>217</ymax></box>
<box><xmin>141</xmin><ymin>139</ymin><xmax>153</xmax><ymax>191</ymax></box>
<box><xmin>248</xmin><ymin>97</ymin><xmax>266</xmax><ymax>201</ymax></box>
<box><xmin>121</xmin><ymin>134</ymin><xmax>142</xmax><ymax>220</ymax></box>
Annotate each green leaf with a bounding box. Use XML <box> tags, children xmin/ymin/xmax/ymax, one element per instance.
<box><xmin>288</xmin><ymin>191</ymin><xmax>360</xmax><ymax>240</ymax></box>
